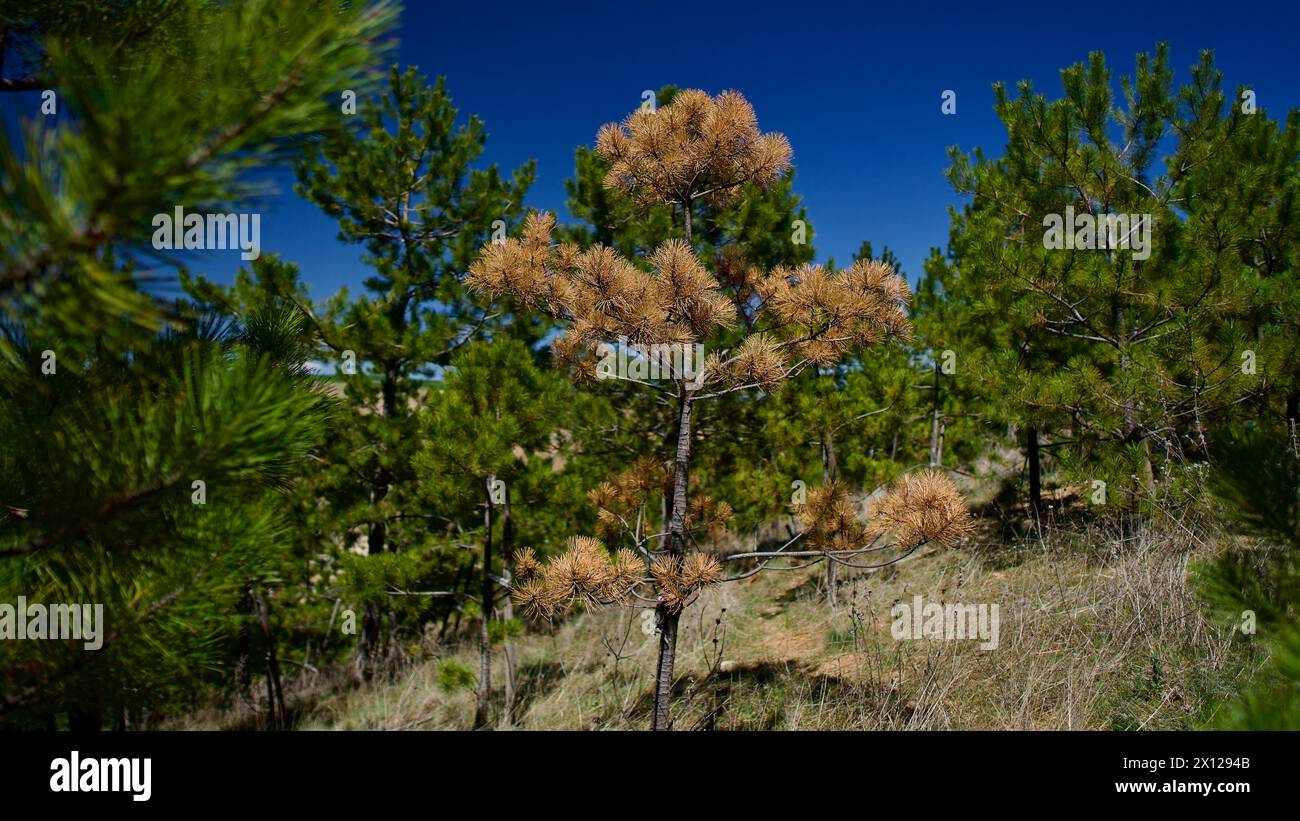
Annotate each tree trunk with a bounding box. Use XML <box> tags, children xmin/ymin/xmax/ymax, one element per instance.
<box><xmin>369</xmin><ymin>367</ymin><xmax>398</xmax><ymax>560</ymax></box>
<box><xmin>356</xmin><ymin>602</ymin><xmax>382</xmax><ymax>683</ymax></box>
<box><xmin>1027</xmin><ymin>426</ymin><xmax>1042</xmax><ymax>520</ymax></box>
<box><xmin>652</xmin><ymin>391</ymin><xmax>693</xmax><ymax>731</ymax></box>
<box><xmin>439</xmin><ymin>560</ymin><xmax>470</xmax><ymax>641</ymax></box>
<box><xmin>475</xmin><ymin>481</ymin><xmax>494</xmax><ymax>730</ymax></box>
<box><xmin>500</xmin><ymin>481</ymin><xmax>516</xmax><ymax>728</ymax></box>
<box><xmin>255</xmin><ymin>587</ymin><xmax>286</xmax><ymax>730</ymax></box>
<box><xmin>928</xmin><ymin>365</ymin><xmax>943</xmax><ymax>467</ymax></box>
<box><xmin>450</xmin><ymin>566</ymin><xmax>470</xmax><ymax>637</ymax></box>
<box><xmin>357</xmin><ymin>365</ymin><xmax>400</xmax><ymax>679</ymax></box>
<box><xmin>1288</xmin><ymin>391</ymin><xmax>1299</xmax><ymax>460</ymax></box>
<box><xmin>821</xmin><ymin>429</ymin><xmax>838</xmax><ymax>611</ymax></box>
<box><xmin>821</xmin><ymin>429</ymin><xmax>838</xmax><ymax>483</ymax></box>
<box><xmin>936</xmin><ymin>417</ymin><xmax>946</xmax><ymax>468</ymax></box>
<box><xmin>386</xmin><ymin>609</ymin><xmax>399</xmax><ymax>667</ymax></box>
<box><xmin>650</xmin><ymin>196</ymin><xmax>698</xmax><ymax>731</ymax></box>
<box><xmin>234</xmin><ymin>583</ymin><xmax>254</xmax><ymax>705</ymax></box>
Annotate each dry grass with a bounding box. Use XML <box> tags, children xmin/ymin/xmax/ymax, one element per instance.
<box><xmin>169</xmin><ymin>506</ymin><xmax>1261</xmax><ymax>731</ymax></box>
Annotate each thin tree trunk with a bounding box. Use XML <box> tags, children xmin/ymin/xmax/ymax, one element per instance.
<box><xmin>263</xmin><ymin>663</ymin><xmax>276</xmax><ymax>728</ymax></box>
<box><xmin>439</xmin><ymin>561</ymin><xmax>470</xmax><ymax>641</ymax></box>
<box><xmin>1115</xmin><ymin>303</ymin><xmax>1135</xmax><ymax>441</ymax></box>
<box><xmin>450</xmin><ymin>566</ymin><xmax>469</xmax><ymax>636</ymax></box>
<box><xmin>1112</xmin><ymin>301</ymin><xmax>1155</xmax><ymax>511</ymax></box>
<box><xmin>1287</xmin><ymin>392</ymin><xmax>1299</xmax><ymax>460</ymax></box>
<box><xmin>1027</xmin><ymin>426</ymin><xmax>1042</xmax><ymax>521</ymax></box>
<box><xmin>928</xmin><ymin>366</ymin><xmax>942</xmax><ymax>467</ymax></box>
<box><xmin>475</xmin><ymin>481</ymin><xmax>494</xmax><ymax>730</ymax></box>
<box><xmin>358</xmin><ymin>366</ymin><xmax>398</xmax><ymax>680</ymax></box>
<box><xmin>929</xmin><ymin>410</ymin><xmax>940</xmax><ymax>466</ymax></box>
<box><xmin>234</xmin><ymin>583</ymin><xmax>254</xmax><ymax>704</ymax></box>
<box><xmin>255</xmin><ymin>587</ymin><xmax>286</xmax><ymax>730</ymax></box>
<box><xmin>651</xmin><ymin>196</ymin><xmax>697</xmax><ymax>731</ymax></box>
<box><xmin>356</xmin><ymin>602</ymin><xmax>381</xmax><ymax>683</ymax></box>
<box><xmin>1115</xmin><ymin>304</ymin><xmax>1147</xmax><ymax>535</ymax></box>
<box><xmin>936</xmin><ymin>417</ymin><xmax>946</xmax><ymax>468</ymax></box>
<box><xmin>821</xmin><ymin>430</ymin><xmax>838</xmax><ymax>482</ymax></box>
<box><xmin>386</xmin><ymin>609</ymin><xmax>399</xmax><ymax>666</ymax></box>
<box><xmin>652</xmin><ymin>391</ymin><xmax>693</xmax><ymax>731</ymax></box>
<box><xmin>821</xmin><ymin>429</ymin><xmax>837</xmax><ymax>611</ymax></box>
<box><xmin>660</xmin><ymin>414</ymin><xmax>676</xmax><ymax>543</ymax></box>
<box><xmin>500</xmin><ymin>481</ymin><xmax>516</xmax><ymax>728</ymax></box>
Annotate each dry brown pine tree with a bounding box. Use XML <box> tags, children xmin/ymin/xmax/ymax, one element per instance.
<box><xmin>468</xmin><ymin>90</ymin><xmax>973</xmax><ymax>730</ymax></box>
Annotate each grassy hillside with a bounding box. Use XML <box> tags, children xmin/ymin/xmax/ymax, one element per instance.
<box><xmin>172</xmin><ymin>471</ymin><xmax>1262</xmax><ymax>731</ymax></box>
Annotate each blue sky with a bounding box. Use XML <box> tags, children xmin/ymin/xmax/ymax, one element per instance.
<box><xmin>7</xmin><ymin>0</ymin><xmax>1300</xmax><ymax>297</ymax></box>
<box><xmin>273</xmin><ymin>0</ymin><xmax>1300</xmax><ymax>297</ymax></box>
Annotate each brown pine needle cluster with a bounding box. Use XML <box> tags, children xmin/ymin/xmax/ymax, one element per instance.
<box><xmin>795</xmin><ymin>482</ymin><xmax>869</xmax><ymax>552</ymax></box>
<box><xmin>868</xmin><ymin>471</ymin><xmax>974</xmax><ymax>549</ymax></box>
<box><xmin>589</xmin><ymin>456</ymin><xmax>669</xmax><ymax>538</ymax></box>
<box><xmin>723</xmin><ymin>333</ymin><xmax>788</xmax><ymax>392</ymax></box>
<box><xmin>511</xmin><ymin>537</ymin><xmax>642</xmax><ymax>619</ymax></box>
<box><xmin>685</xmin><ymin>494</ymin><xmax>734</xmax><ymax>541</ymax></box>
<box><xmin>467</xmin><ymin>212</ymin><xmax>736</xmax><ymax>376</ymax></box>
<box><xmin>469</xmin><ymin>94</ymin><xmax>912</xmax><ymax>391</ymax></box>
<box><xmin>703</xmin><ymin>260</ymin><xmax>913</xmax><ymax>392</ymax></box>
<box><xmin>796</xmin><ymin>473</ymin><xmax>974</xmax><ymax>554</ymax></box>
<box><xmin>757</xmin><ymin>260</ymin><xmax>912</xmax><ymax>366</ymax></box>
<box><xmin>651</xmin><ymin>553</ymin><xmax>723</xmax><ymax>613</ymax></box>
<box><xmin>513</xmin><ymin>545</ymin><xmax>542</xmax><ymax>579</ymax></box>
<box><xmin>596</xmin><ymin>89</ymin><xmax>792</xmax><ymax>207</ymax></box>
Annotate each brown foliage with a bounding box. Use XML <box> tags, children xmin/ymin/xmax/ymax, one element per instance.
<box><xmin>684</xmin><ymin>494</ymin><xmax>734</xmax><ymax>541</ymax></box>
<box><xmin>868</xmin><ymin>471</ymin><xmax>975</xmax><ymax>549</ymax></box>
<box><xmin>757</xmin><ymin>260</ymin><xmax>912</xmax><ymax>366</ymax></box>
<box><xmin>513</xmin><ymin>546</ymin><xmax>542</xmax><ymax>580</ymax></box>
<box><xmin>795</xmin><ymin>482</ymin><xmax>869</xmax><ymax>552</ymax></box>
<box><xmin>596</xmin><ymin>89</ymin><xmax>792</xmax><ymax>207</ymax></box>
<box><xmin>796</xmin><ymin>473</ymin><xmax>974</xmax><ymax>554</ymax></box>
<box><xmin>468</xmin><ymin>213</ymin><xmax>737</xmax><ymax>379</ymax></box>
<box><xmin>510</xmin><ymin>537</ymin><xmax>643</xmax><ymax>618</ymax></box>
<box><xmin>650</xmin><ymin>552</ymin><xmax>723</xmax><ymax>614</ymax></box>
<box><xmin>469</xmin><ymin>214</ymin><xmax>913</xmax><ymax>393</ymax></box>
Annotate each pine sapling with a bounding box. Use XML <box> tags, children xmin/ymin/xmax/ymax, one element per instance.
<box><xmin>468</xmin><ymin>90</ymin><xmax>973</xmax><ymax>729</ymax></box>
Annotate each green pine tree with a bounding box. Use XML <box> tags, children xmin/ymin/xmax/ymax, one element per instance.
<box><xmin>413</xmin><ymin>338</ymin><xmax>572</xmax><ymax>728</ymax></box>
<box><xmin>940</xmin><ymin>45</ymin><xmax>1268</xmax><ymax>521</ymax></box>
<box><xmin>283</xmin><ymin>66</ymin><xmax>536</xmax><ymax>678</ymax></box>
<box><xmin>0</xmin><ymin>0</ymin><xmax>397</xmax><ymax>728</ymax></box>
